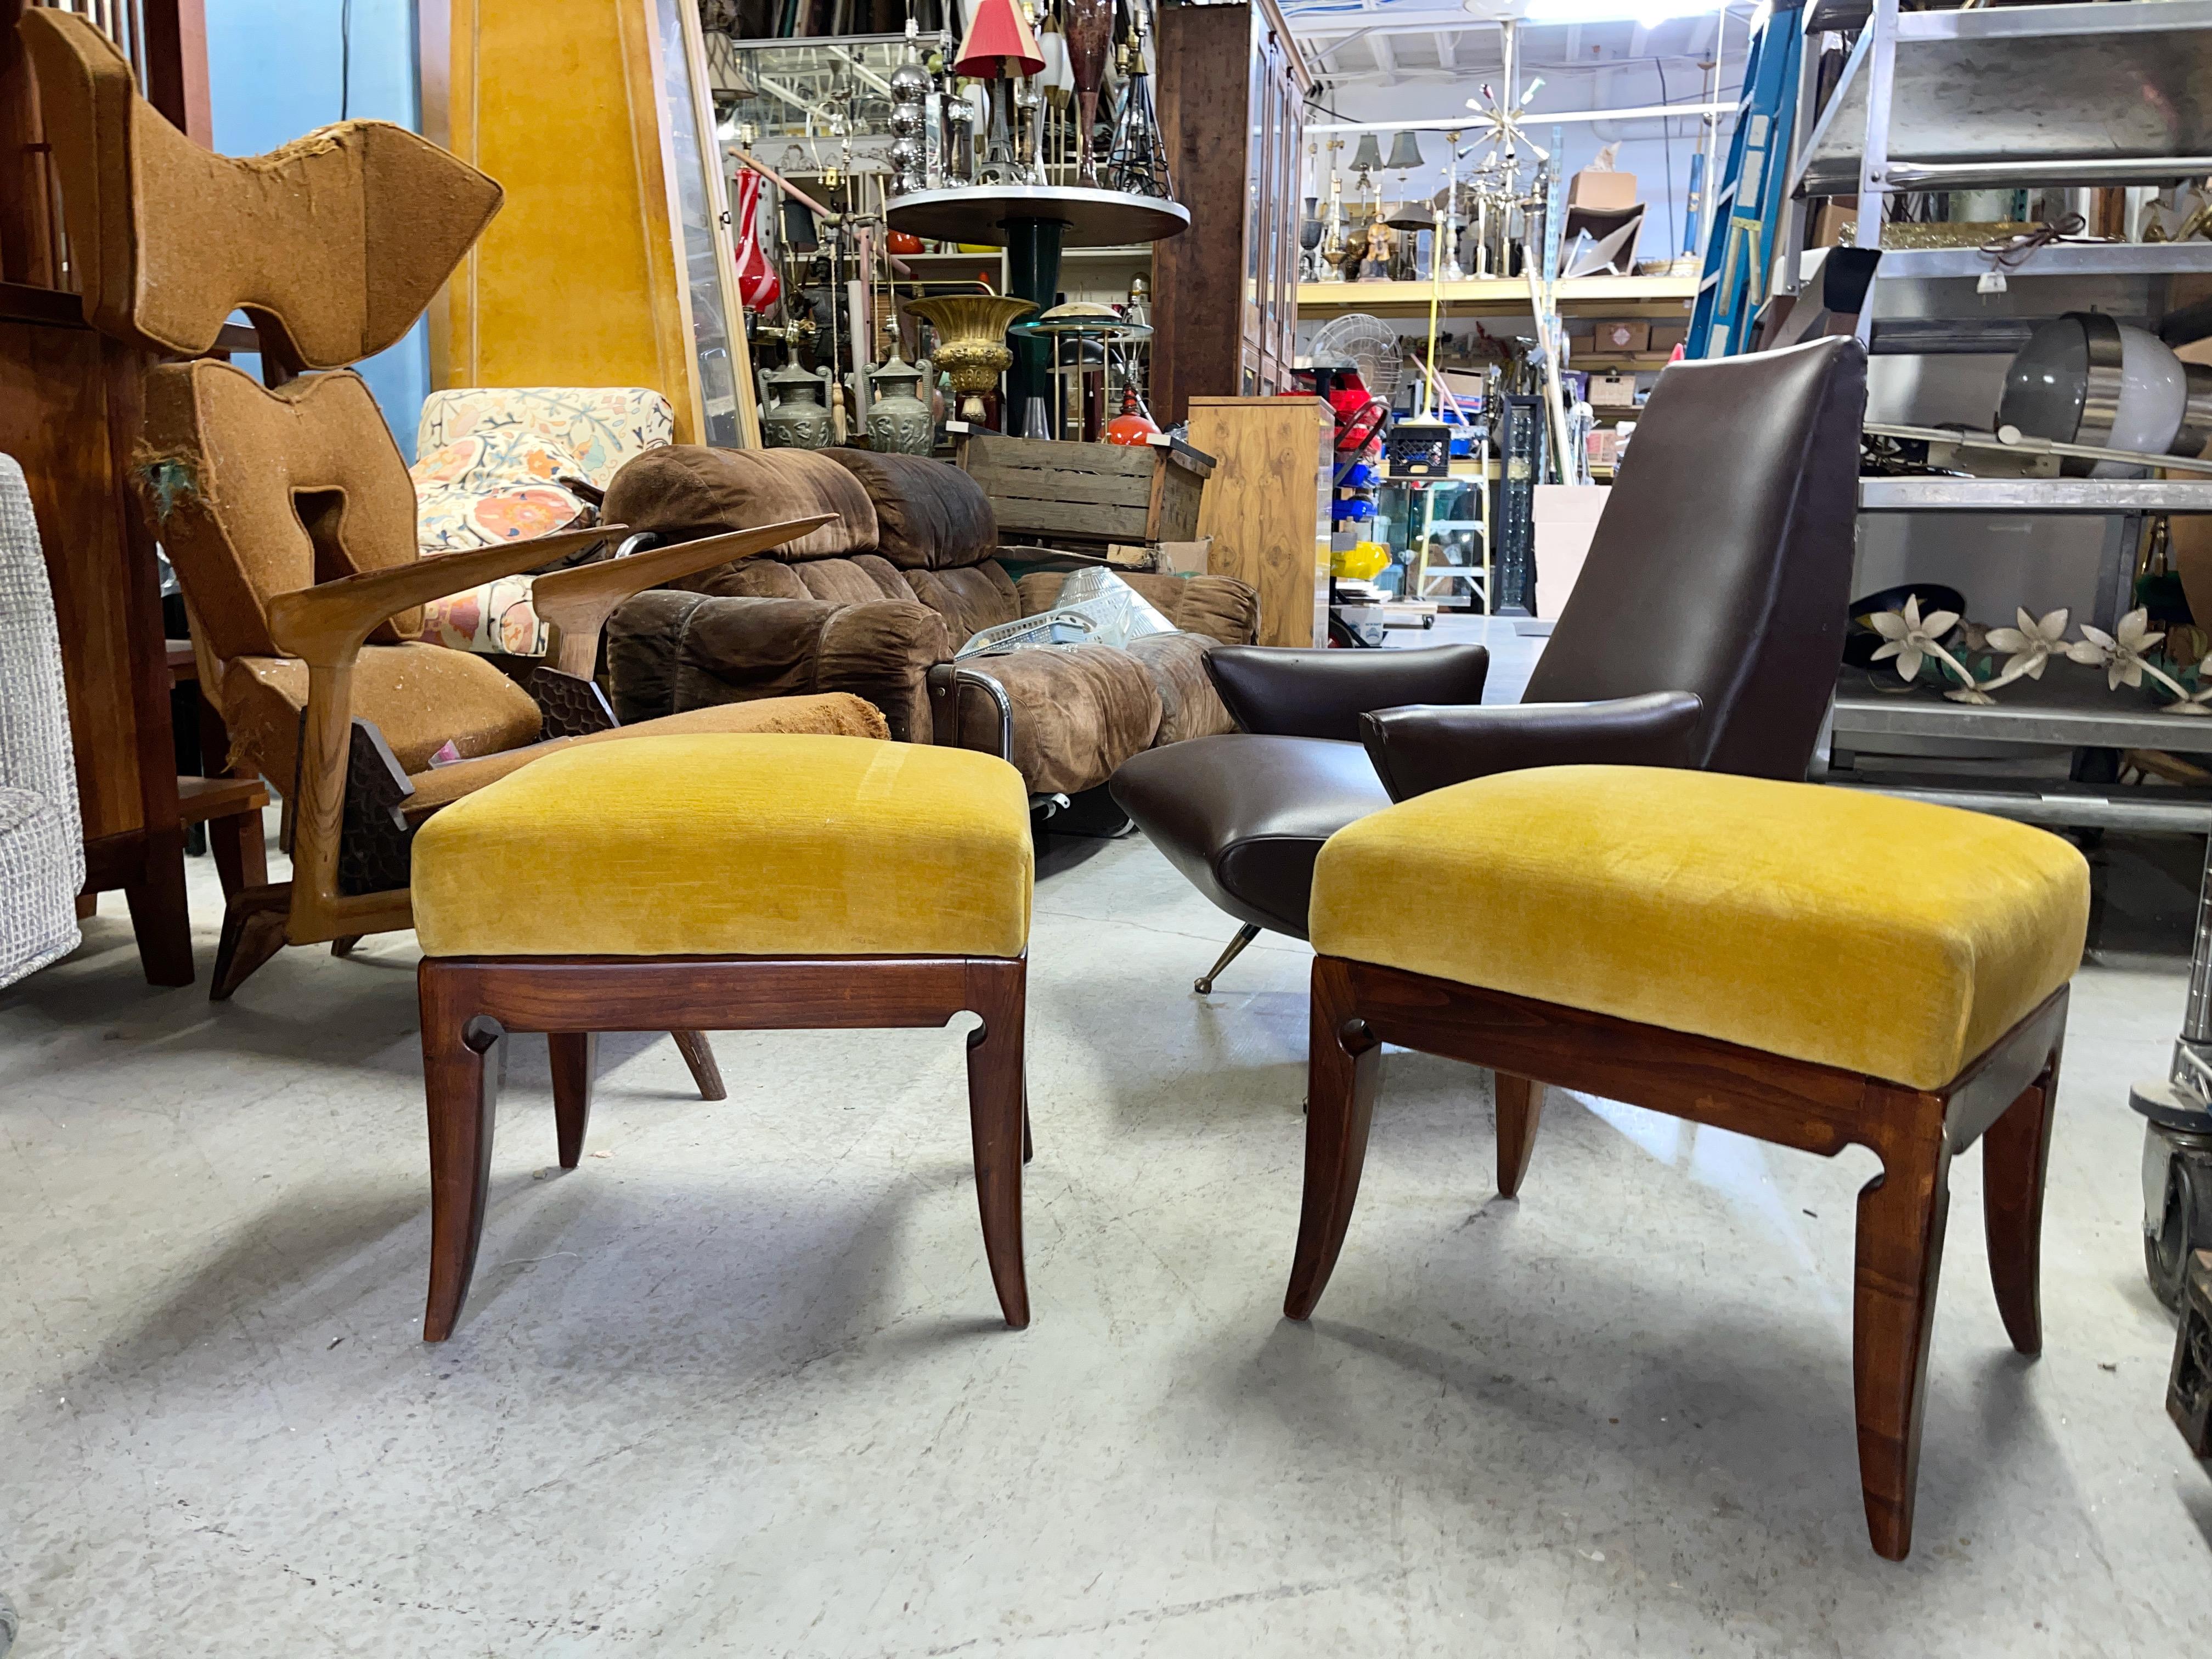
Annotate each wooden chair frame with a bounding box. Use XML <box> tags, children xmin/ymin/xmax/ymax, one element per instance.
<box><xmin>416</xmin><ymin>952</ymin><xmax>1031</xmax><ymax>1342</ymax></box>
<box><xmin>207</xmin><ymin>512</ymin><xmax>834</xmax><ymax>1002</ymax></box>
<box><xmin>1288</xmin><ymin>953</ymin><xmax>2068</xmax><ymax>1562</ymax></box>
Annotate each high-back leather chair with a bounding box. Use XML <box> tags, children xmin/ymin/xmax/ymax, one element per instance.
<box><xmin>1111</xmin><ymin>336</ymin><xmax>1868</xmax><ymax>993</ymax></box>
<box><xmin>21</xmin><ymin>10</ymin><xmax>873</xmax><ymax>1031</ymax></box>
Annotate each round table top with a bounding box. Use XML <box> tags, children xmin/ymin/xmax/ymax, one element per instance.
<box><xmin>885</xmin><ymin>184</ymin><xmax>1191</xmax><ymax>249</ymax></box>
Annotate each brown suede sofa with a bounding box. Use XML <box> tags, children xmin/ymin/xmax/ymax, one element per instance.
<box><xmin>603</xmin><ymin>445</ymin><xmax>1260</xmax><ymax>797</ymax></box>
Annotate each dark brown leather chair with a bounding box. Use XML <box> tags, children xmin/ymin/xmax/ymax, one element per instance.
<box><xmin>1110</xmin><ymin>335</ymin><xmax>1868</xmax><ymax>992</ymax></box>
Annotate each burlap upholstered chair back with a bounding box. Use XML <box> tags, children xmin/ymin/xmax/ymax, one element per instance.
<box><xmin>20</xmin><ymin>4</ymin><xmax>504</xmax><ymax>658</ymax></box>
<box><xmin>20</xmin><ymin>7</ymin><xmax>537</xmax><ymax>795</ymax></box>
<box><xmin>140</xmin><ymin>365</ymin><xmax>424</xmax><ymax>661</ymax></box>
<box><xmin>19</xmin><ymin>7</ymin><xmax>501</xmax><ymax>370</ymax></box>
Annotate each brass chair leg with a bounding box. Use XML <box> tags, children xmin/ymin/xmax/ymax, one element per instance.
<box><xmin>1194</xmin><ymin>923</ymin><xmax>1263</xmax><ymax>995</ymax></box>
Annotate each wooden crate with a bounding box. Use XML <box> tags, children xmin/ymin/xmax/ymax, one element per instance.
<box><xmin>960</xmin><ymin>432</ymin><xmax>1213</xmax><ymax>551</ymax></box>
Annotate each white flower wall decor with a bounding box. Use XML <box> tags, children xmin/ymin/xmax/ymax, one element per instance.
<box><xmin>1863</xmin><ymin>601</ymin><xmax>2212</xmax><ymax>714</ymax></box>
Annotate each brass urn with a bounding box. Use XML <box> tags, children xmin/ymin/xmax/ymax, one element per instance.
<box><xmin>904</xmin><ymin>295</ymin><xmax>1036</xmax><ymax>425</ymax></box>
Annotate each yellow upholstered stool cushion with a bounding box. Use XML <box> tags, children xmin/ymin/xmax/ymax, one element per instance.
<box><xmin>1309</xmin><ymin>765</ymin><xmax>2091</xmax><ymax>1091</ymax></box>
<box><xmin>411</xmin><ymin>733</ymin><xmax>1031</xmax><ymax>958</ymax></box>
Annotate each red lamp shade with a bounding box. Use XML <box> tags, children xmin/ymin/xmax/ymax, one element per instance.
<box><xmin>953</xmin><ymin>0</ymin><xmax>1043</xmax><ymax>78</ymax></box>
<box><xmin>1104</xmin><ymin>384</ymin><xmax>1159</xmax><ymax>446</ymax></box>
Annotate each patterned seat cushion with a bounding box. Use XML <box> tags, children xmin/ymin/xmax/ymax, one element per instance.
<box><xmin>403</xmin><ymin>387</ymin><xmax>676</xmax><ymax>656</ymax></box>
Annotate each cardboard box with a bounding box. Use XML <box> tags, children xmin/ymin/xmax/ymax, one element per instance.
<box><xmin>1647</xmin><ymin>321</ymin><xmax>1689</xmax><ymax>354</ymax></box>
<box><xmin>1588</xmin><ymin>373</ymin><xmax>1639</xmax><ymax>408</ymax></box>
<box><xmin>1811</xmin><ymin>199</ymin><xmax>1859</xmax><ymax>248</ymax></box>
<box><xmin>1155</xmin><ymin>538</ymin><xmax>1213</xmax><ymax>577</ymax></box>
<box><xmin>1595</xmin><ymin>320</ymin><xmax>1649</xmax><ymax>354</ymax></box>
<box><xmin>1569</xmin><ymin>168</ymin><xmax>1638</xmax><ymax>212</ymax></box>
<box><xmin>1533</xmin><ymin>483</ymin><xmax>1611</xmax><ymax>617</ymax></box>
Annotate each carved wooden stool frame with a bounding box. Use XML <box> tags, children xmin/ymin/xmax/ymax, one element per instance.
<box><xmin>416</xmin><ymin>953</ymin><xmax>1031</xmax><ymax>1342</ymax></box>
<box><xmin>1287</xmin><ymin>955</ymin><xmax>2068</xmax><ymax>1562</ymax></box>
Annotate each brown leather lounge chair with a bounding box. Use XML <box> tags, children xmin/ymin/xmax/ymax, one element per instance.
<box><xmin>1109</xmin><ymin>336</ymin><xmax>1869</xmax><ymax>992</ymax></box>
<box><xmin>21</xmin><ymin>11</ymin><xmax>880</xmax><ymax>1089</ymax></box>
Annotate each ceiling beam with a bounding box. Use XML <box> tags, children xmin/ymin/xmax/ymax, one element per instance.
<box><xmin>1436</xmin><ymin>30</ymin><xmax>1457</xmax><ymax>69</ymax></box>
<box><xmin>1371</xmin><ymin>30</ymin><xmax>1397</xmax><ymax>75</ymax></box>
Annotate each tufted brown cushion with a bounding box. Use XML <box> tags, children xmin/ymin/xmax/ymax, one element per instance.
<box><xmin>797</xmin><ymin>557</ymin><xmax>907</xmax><ymax>608</ymax></box>
<box><xmin>603</xmin><ymin>445</ymin><xmax>877</xmax><ymax>567</ymax></box>
<box><xmin>907</xmin><ymin>562</ymin><xmax>1023</xmax><ymax>644</ymax></box>
<box><xmin>820</xmin><ymin>449</ymin><xmax>998</xmax><ymax>570</ymax></box>
<box><xmin>960</xmin><ymin>645</ymin><xmax>1163</xmax><ymax>795</ymax></box>
<box><xmin>607</xmin><ymin>590</ymin><xmax>951</xmax><ymax>743</ymax></box>
<box><xmin>1124</xmin><ymin>632</ymin><xmax>1237</xmax><ymax>746</ymax></box>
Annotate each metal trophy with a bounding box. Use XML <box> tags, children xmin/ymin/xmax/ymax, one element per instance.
<box><xmin>945</xmin><ymin>87</ymin><xmax>976</xmax><ymax>185</ymax></box>
<box><xmin>1018</xmin><ymin>74</ymin><xmax>1047</xmax><ymax>186</ymax></box>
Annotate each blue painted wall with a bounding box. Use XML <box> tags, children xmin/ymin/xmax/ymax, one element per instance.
<box><xmin>204</xmin><ymin>0</ymin><xmax>427</xmax><ymax>457</ymax></box>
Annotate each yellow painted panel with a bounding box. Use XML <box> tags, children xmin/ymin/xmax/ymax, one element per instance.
<box><xmin>438</xmin><ymin>0</ymin><xmax>703</xmax><ymax>441</ymax></box>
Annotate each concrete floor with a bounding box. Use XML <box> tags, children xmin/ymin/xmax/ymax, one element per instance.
<box><xmin>5</xmin><ymin>823</ymin><xmax>2212</xmax><ymax>1656</ymax></box>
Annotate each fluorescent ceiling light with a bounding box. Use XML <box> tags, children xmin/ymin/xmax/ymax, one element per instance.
<box><xmin>1511</xmin><ymin>0</ymin><xmax>1728</xmax><ymax>24</ymax></box>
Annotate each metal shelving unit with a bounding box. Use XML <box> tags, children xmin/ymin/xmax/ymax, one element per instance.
<box><xmin>1296</xmin><ymin>273</ymin><xmax>1697</xmax><ymax>321</ymax></box>
<box><xmin>1791</xmin><ymin>0</ymin><xmax>2212</xmax><ymax>1120</ymax></box>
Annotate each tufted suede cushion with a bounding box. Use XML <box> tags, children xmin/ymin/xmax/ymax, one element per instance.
<box><xmin>603</xmin><ymin>445</ymin><xmax>877</xmax><ymax>568</ymax></box>
<box><xmin>907</xmin><ymin>562</ymin><xmax>1022</xmax><ymax>642</ymax></box>
<box><xmin>821</xmin><ymin>449</ymin><xmax>999</xmax><ymax>569</ymax></box>
<box><xmin>1123</xmin><ymin>631</ymin><xmax>1236</xmax><ymax>746</ymax></box>
<box><xmin>410</xmin><ymin>733</ymin><xmax>1031</xmax><ymax>958</ymax></box>
<box><xmin>1311</xmin><ymin>766</ymin><xmax>2092</xmax><ymax>1091</ymax></box>
<box><xmin>797</xmin><ymin>557</ymin><xmax>906</xmax><ymax>608</ymax></box>
<box><xmin>607</xmin><ymin>590</ymin><xmax>951</xmax><ymax>744</ymax></box>
<box><xmin>961</xmin><ymin>645</ymin><xmax>1162</xmax><ymax>795</ymax></box>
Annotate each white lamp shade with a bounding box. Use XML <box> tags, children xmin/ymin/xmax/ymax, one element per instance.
<box><xmin>2095</xmin><ymin>324</ymin><xmax>2189</xmax><ymax>478</ymax></box>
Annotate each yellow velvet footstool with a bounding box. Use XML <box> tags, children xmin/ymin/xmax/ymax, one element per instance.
<box><xmin>409</xmin><ymin>732</ymin><xmax>1034</xmax><ymax>1341</ymax></box>
<box><xmin>1288</xmin><ymin>765</ymin><xmax>2091</xmax><ymax>1561</ymax></box>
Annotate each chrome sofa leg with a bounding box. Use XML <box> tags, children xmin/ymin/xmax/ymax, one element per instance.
<box><xmin>1194</xmin><ymin>923</ymin><xmax>1263</xmax><ymax>995</ymax></box>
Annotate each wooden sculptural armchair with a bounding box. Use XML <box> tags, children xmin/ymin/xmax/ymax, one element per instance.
<box><xmin>22</xmin><ymin>12</ymin><xmax>881</xmax><ymax>1060</ymax></box>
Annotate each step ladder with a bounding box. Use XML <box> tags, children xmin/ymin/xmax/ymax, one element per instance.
<box><xmin>1685</xmin><ymin>1</ymin><xmax>1805</xmax><ymax>359</ymax></box>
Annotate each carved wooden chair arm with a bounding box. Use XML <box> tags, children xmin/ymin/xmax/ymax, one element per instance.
<box><xmin>266</xmin><ymin>524</ymin><xmax>625</xmax><ymax>668</ymax></box>
<box><xmin>528</xmin><ymin>514</ymin><xmax>837</xmax><ymax>679</ymax></box>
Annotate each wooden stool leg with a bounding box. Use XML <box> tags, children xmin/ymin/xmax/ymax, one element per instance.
<box><xmin>672</xmin><ymin>1030</ymin><xmax>726</xmax><ymax>1101</ymax></box>
<box><xmin>1496</xmin><ymin>1073</ymin><xmax>1544</xmax><ymax>1198</ymax></box>
<box><xmin>1853</xmin><ymin>1110</ymin><xmax>1953</xmax><ymax>1561</ymax></box>
<box><xmin>1285</xmin><ymin>956</ymin><xmax>1384</xmax><ymax>1321</ymax></box>
<box><xmin>549</xmin><ymin>1032</ymin><xmax>598</xmax><ymax>1169</ymax></box>
<box><xmin>1984</xmin><ymin>1042</ymin><xmax>2063</xmax><ymax>1356</ymax></box>
<box><xmin>964</xmin><ymin>960</ymin><xmax>1030</xmax><ymax>1329</ymax></box>
<box><xmin>421</xmin><ymin>964</ymin><xmax>503</xmax><ymax>1342</ymax></box>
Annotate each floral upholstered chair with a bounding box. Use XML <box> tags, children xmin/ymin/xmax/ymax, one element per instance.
<box><xmin>404</xmin><ymin>387</ymin><xmax>675</xmax><ymax>656</ymax></box>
